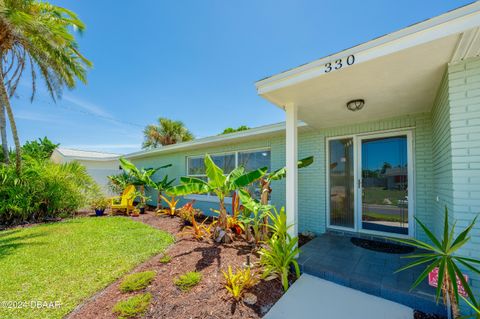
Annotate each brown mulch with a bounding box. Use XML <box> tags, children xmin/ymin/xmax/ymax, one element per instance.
<box><xmin>67</xmin><ymin>211</ymin><xmax>284</xmax><ymax>319</ymax></box>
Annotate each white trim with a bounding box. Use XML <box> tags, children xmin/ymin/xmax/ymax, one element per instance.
<box><xmin>325</xmin><ymin>135</ymin><xmax>357</xmax><ymax>232</ymax></box>
<box><xmin>356</xmin><ymin>130</ymin><xmax>414</xmax><ymax>238</ymax></box>
<box><xmin>256</xmin><ymin>2</ymin><xmax>480</xmax><ymax>95</ymax></box>
<box><xmin>185</xmin><ymin>148</ymin><xmax>271</xmax><ymax>202</ymax></box>
<box><xmin>285</xmin><ymin>103</ymin><xmax>298</xmax><ymax>238</ymax></box>
<box><xmin>326</xmin><ymin>129</ymin><xmax>415</xmax><ymax>238</ymax></box>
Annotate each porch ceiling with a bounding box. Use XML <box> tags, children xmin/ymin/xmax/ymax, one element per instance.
<box><xmin>256</xmin><ymin>3</ymin><xmax>480</xmax><ymax>129</ymax></box>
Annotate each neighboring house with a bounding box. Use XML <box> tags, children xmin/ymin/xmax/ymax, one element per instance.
<box><xmin>123</xmin><ymin>2</ymin><xmax>480</xmax><ymax>313</ymax></box>
<box><xmin>51</xmin><ymin>148</ymin><xmax>121</xmax><ymax>195</ymax></box>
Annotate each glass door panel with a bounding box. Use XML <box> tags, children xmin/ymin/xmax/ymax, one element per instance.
<box><xmin>329</xmin><ymin>138</ymin><xmax>355</xmax><ymax>228</ymax></box>
<box><xmin>361</xmin><ymin>135</ymin><xmax>408</xmax><ymax>235</ymax></box>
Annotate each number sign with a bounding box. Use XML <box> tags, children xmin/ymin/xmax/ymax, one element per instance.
<box><xmin>324</xmin><ymin>54</ymin><xmax>355</xmax><ymax>73</ymax></box>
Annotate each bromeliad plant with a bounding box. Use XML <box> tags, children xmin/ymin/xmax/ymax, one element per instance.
<box><xmin>178</xmin><ymin>216</ymin><xmax>216</xmax><ymax>240</ymax></box>
<box><xmin>258</xmin><ymin>156</ymin><xmax>314</xmax><ymax>237</ymax></box>
<box><xmin>260</xmin><ymin>207</ymin><xmax>300</xmax><ymax>291</ymax></box>
<box><xmin>238</xmin><ymin>189</ymin><xmax>273</xmax><ymax>245</ymax></box>
<box><xmin>222</xmin><ymin>265</ymin><xmax>259</xmax><ymax>301</ymax></box>
<box><xmin>168</xmin><ymin>154</ymin><xmax>267</xmax><ymax>243</ymax></box>
<box><xmin>157</xmin><ymin>195</ymin><xmax>179</xmax><ymax>217</ymax></box>
<box><xmin>393</xmin><ymin>207</ymin><xmax>480</xmax><ymax>318</ymax></box>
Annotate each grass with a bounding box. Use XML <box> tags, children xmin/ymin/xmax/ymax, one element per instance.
<box><xmin>174</xmin><ymin>271</ymin><xmax>202</xmax><ymax>291</ymax></box>
<box><xmin>0</xmin><ymin>217</ymin><xmax>173</xmax><ymax>319</ymax></box>
<box><xmin>363</xmin><ymin>211</ymin><xmax>405</xmax><ymax>222</ymax></box>
<box><xmin>120</xmin><ymin>271</ymin><xmax>156</xmax><ymax>293</ymax></box>
<box><xmin>112</xmin><ymin>293</ymin><xmax>152</xmax><ymax>319</ymax></box>
<box><xmin>363</xmin><ymin>187</ymin><xmax>405</xmax><ymax>205</ymax></box>
<box><xmin>159</xmin><ymin>254</ymin><xmax>172</xmax><ymax>264</ymax></box>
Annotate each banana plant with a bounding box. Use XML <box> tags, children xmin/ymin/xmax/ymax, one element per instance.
<box><xmin>238</xmin><ymin>189</ymin><xmax>273</xmax><ymax>245</ymax></box>
<box><xmin>258</xmin><ymin>156</ymin><xmax>314</xmax><ymax>237</ymax></box>
<box><xmin>119</xmin><ymin>158</ymin><xmax>172</xmax><ymax>207</ymax></box>
<box><xmin>393</xmin><ymin>207</ymin><xmax>479</xmax><ymax>319</ymax></box>
<box><xmin>167</xmin><ymin>154</ymin><xmax>267</xmax><ymax>243</ymax></box>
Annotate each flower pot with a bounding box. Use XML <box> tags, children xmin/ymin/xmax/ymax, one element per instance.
<box><xmin>95</xmin><ymin>209</ymin><xmax>105</xmax><ymax>216</ymax></box>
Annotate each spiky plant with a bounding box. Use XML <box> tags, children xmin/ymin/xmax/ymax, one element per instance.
<box><xmin>394</xmin><ymin>207</ymin><xmax>479</xmax><ymax>318</ymax></box>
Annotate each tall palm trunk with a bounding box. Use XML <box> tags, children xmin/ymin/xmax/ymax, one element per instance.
<box><xmin>0</xmin><ymin>101</ymin><xmax>9</xmax><ymax>164</ymax></box>
<box><xmin>0</xmin><ymin>70</ymin><xmax>21</xmax><ymax>172</ymax></box>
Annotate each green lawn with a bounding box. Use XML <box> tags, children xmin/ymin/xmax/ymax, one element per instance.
<box><xmin>0</xmin><ymin>217</ymin><xmax>174</xmax><ymax>319</ymax></box>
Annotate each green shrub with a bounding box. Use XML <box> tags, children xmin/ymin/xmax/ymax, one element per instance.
<box><xmin>0</xmin><ymin>158</ymin><xmax>100</xmax><ymax>226</ymax></box>
<box><xmin>112</xmin><ymin>293</ymin><xmax>152</xmax><ymax>319</ymax></box>
<box><xmin>174</xmin><ymin>271</ymin><xmax>202</xmax><ymax>291</ymax></box>
<box><xmin>159</xmin><ymin>254</ymin><xmax>172</xmax><ymax>264</ymax></box>
<box><xmin>260</xmin><ymin>207</ymin><xmax>300</xmax><ymax>291</ymax></box>
<box><xmin>119</xmin><ymin>271</ymin><xmax>156</xmax><ymax>293</ymax></box>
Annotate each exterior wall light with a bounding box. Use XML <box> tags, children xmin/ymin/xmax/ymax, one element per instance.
<box><xmin>346</xmin><ymin>99</ymin><xmax>365</xmax><ymax>111</ymax></box>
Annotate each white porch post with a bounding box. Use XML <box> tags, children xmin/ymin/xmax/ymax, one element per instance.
<box><xmin>285</xmin><ymin>103</ymin><xmax>298</xmax><ymax>239</ymax></box>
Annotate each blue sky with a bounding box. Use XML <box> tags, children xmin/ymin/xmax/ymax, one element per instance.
<box><xmin>8</xmin><ymin>0</ymin><xmax>472</xmax><ymax>154</ymax></box>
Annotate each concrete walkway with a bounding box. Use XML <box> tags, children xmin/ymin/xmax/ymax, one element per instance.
<box><xmin>264</xmin><ymin>274</ymin><xmax>413</xmax><ymax>319</ymax></box>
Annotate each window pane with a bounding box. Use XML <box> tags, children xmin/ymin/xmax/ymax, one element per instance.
<box><xmin>329</xmin><ymin>138</ymin><xmax>354</xmax><ymax>228</ymax></box>
<box><xmin>212</xmin><ymin>153</ymin><xmax>235</xmax><ymax>173</ymax></box>
<box><xmin>188</xmin><ymin>157</ymin><xmax>205</xmax><ymax>175</ymax></box>
<box><xmin>238</xmin><ymin>150</ymin><xmax>270</xmax><ymax>171</ymax></box>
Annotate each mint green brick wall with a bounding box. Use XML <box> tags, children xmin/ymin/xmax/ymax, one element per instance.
<box><xmin>447</xmin><ymin>57</ymin><xmax>480</xmax><ymax>306</ymax></box>
<box><xmin>130</xmin><ymin>113</ymin><xmax>435</xmax><ymax>241</ymax></box>
<box><xmin>431</xmin><ymin>72</ymin><xmax>454</xmax><ymax>238</ymax></box>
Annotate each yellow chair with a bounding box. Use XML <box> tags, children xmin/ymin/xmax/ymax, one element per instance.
<box><xmin>110</xmin><ymin>185</ymin><xmax>136</xmax><ymax>215</ymax></box>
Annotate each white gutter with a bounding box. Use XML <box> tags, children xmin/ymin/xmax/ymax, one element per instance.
<box><xmin>256</xmin><ymin>1</ymin><xmax>480</xmax><ymax>95</ymax></box>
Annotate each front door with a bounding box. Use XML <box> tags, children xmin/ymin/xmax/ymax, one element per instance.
<box><xmin>327</xmin><ymin>130</ymin><xmax>413</xmax><ymax>237</ymax></box>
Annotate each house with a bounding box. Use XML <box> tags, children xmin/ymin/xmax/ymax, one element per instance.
<box><xmin>51</xmin><ymin>147</ymin><xmax>121</xmax><ymax>194</ymax></box>
<box><xmin>125</xmin><ymin>2</ymin><xmax>480</xmax><ymax>314</ymax></box>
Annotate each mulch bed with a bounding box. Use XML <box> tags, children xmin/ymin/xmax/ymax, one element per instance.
<box><xmin>67</xmin><ymin>211</ymin><xmax>284</xmax><ymax>319</ymax></box>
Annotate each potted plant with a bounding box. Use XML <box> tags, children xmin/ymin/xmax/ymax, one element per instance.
<box><xmin>133</xmin><ymin>191</ymin><xmax>150</xmax><ymax>214</ymax></box>
<box><xmin>90</xmin><ymin>197</ymin><xmax>110</xmax><ymax>216</ymax></box>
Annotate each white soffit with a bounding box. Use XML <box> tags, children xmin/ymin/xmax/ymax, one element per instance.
<box><xmin>255</xmin><ymin>3</ymin><xmax>480</xmax><ymax>129</ymax></box>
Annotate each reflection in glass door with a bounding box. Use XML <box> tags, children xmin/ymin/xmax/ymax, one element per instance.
<box><xmin>360</xmin><ymin>135</ymin><xmax>409</xmax><ymax>235</ymax></box>
<box><xmin>329</xmin><ymin>138</ymin><xmax>355</xmax><ymax>229</ymax></box>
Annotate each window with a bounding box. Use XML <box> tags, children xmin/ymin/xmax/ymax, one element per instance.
<box><xmin>186</xmin><ymin>149</ymin><xmax>271</xmax><ymax>201</ymax></box>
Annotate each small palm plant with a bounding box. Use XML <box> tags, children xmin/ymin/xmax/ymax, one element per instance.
<box><xmin>394</xmin><ymin>207</ymin><xmax>479</xmax><ymax>318</ymax></box>
<box><xmin>260</xmin><ymin>207</ymin><xmax>300</xmax><ymax>291</ymax></box>
<box><xmin>237</xmin><ymin>189</ymin><xmax>273</xmax><ymax>245</ymax></box>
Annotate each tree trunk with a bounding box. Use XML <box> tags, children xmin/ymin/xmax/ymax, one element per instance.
<box><xmin>0</xmin><ymin>71</ymin><xmax>20</xmax><ymax>172</ymax></box>
<box><xmin>260</xmin><ymin>180</ymin><xmax>270</xmax><ymax>239</ymax></box>
<box><xmin>0</xmin><ymin>101</ymin><xmax>9</xmax><ymax>164</ymax></box>
<box><xmin>442</xmin><ymin>272</ymin><xmax>459</xmax><ymax>318</ymax></box>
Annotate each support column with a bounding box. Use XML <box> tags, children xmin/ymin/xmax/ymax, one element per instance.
<box><xmin>285</xmin><ymin>103</ymin><xmax>298</xmax><ymax>238</ymax></box>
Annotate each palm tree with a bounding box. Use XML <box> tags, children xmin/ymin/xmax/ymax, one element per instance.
<box><xmin>0</xmin><ymin>0</ymin><xmax>92</xmax><ymax>172</ymax></box>
<box><xmin>0</xmin><ymin>104</ymin><xmax>8</xmax><ymax>163</ymax></box>
<box><xmin>142</xmin><ymin>118</ymin><xmax>194</xmax><ymax>149</ymax></box>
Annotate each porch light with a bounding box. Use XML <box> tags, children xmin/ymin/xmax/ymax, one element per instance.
<box><xmin>346</xmin><ymin>99</ymin><xmax>365</xmax><ymax>111</ymax></box>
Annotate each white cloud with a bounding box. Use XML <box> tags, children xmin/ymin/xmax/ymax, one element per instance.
<box><xmin>62</xmin><ymin>95</ymin><xmax>114</xmax><ymax>119</ymax></box>
<box><xmin>65</xmin><ymin>143</ymin><xmax>141</xmax><ymax>153</ymax></box>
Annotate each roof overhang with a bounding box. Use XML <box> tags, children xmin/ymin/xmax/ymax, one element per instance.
<box><xmin>256</xmin><ymin>2</ymin><xmax>480</xmax><ymax>129</ymax></box>
<box><xmin>124</xmin><ymin>122</ymin><xmax>309</xmax><ymax>160</ymax></box>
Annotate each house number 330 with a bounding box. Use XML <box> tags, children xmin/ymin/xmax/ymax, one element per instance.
<box><xmin>324</xmin><ymin>55</ymin><xmax>355</xmax><ymax>73</ymax></box>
